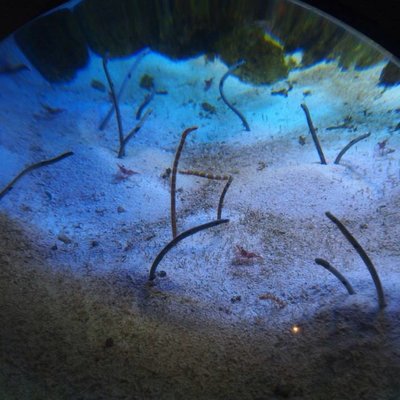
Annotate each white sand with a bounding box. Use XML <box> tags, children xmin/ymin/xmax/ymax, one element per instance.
<box><xmin>1</xmin><ymin>35</ymin><xmax>400</xmax><ymax>399</ymax></box>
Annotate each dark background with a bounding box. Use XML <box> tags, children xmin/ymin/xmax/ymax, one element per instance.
<box><xmin>0</xmin><ymin>0</ymin><xmax>398</xmax><ymax>59</ymax></box>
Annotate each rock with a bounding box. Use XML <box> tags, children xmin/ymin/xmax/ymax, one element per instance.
<box><xmin>201</xmin><ymin>102</ymin><xmax>216</xmax><ymax>114</ymax></box>
<box><xmin>139</xmin><ymin>74</ymin><xmax>154</xmax><ymax>90</ymax></box>
<box><xmin>15</xmin><ymin>9</ymin><xmax>88</xmax><ymax>82</ymax></box>
<box><xmin>230</xmin><ymin>295</ymin><xmax>241</xmax><ymax>303</ymax></box>
<box><xmin>57</xmin><ymin>233</ymin><xmax>72</xmax><ymax>244</ymax></box>
<box><xmin>91</xmin><ymin>79</ymin><xmax>106</xmax><ymax>92</ymax></box>
<box><xmin>379</xmin><ymin>61</ymin><xmax>400</xmax><ymax>86</ymax></box>
<box><xmin>14</xmin><ymin>0</ymin><xmax>386</xmax><ymax>83</ymax></box>
<box><xmin>328</xmin><ymin>34</ymin><xmax>383</xmax><ymax>69</ymax></box>
<box><xmin>215</xmin><ymin>24</ymin><xmax>288</xmax><ymax>85</ymax></box>
<box><xmin>74</xmin><ymin>0</ymin><xmax>154</xmax><ymax>57</ymax></box>
<box><xmin>268</xmin><ymin>1</ymin><xmax>383</xmax><ymax>69</ymax></box>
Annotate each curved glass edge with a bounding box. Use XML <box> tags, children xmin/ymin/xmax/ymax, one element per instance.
<box><xmin>0</xmin><ymin>0</ymin><xmax>398</xmax><ymax>86</ymax></box>
<box><xmin>290</xmin><ymin>0</ymin><xmax>400</xmax><ymax>68</ymax></box>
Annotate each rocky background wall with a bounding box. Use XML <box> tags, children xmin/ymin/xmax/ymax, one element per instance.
<box><xmin>10</xmin><ymin>0</ymin><xmax>398</xmax><ymax>86</ymax></box>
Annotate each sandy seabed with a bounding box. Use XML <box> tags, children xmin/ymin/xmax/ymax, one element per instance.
<box><xmin>1</xmin><ymin>37</ymin><xmax>400</xmax><ymax>399</ymax></box>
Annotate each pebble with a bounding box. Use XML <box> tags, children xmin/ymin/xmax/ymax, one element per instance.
<box><xmin>57</xmin><ymin>233</ymin><xmax>72</xmax><ymax>244</ymax></box>
<box><xmin>230</xmin><ymin>295</ymin><xmax>241</xmax><ymax>303</ymax></box>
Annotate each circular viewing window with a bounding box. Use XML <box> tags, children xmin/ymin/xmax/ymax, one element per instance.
<box><xmin>1</xmin><ymin>1</ymin><xmax>399</xmax><ymax>399</ymax></box>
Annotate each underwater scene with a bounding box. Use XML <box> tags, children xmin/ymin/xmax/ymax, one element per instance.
<box><xmin>1</xmin><ymin>0</ymin><xmax>400</xmax><ymax>399</ymax></box>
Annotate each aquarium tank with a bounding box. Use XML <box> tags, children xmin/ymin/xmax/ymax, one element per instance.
<box><xmin>0</xmin><ymin>0</ymin><xmax>399</xmax><ymax>399</ymax></box>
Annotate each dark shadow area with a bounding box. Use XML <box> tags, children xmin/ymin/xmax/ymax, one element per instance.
<box><xmin>1</xmin><ymin>0</ymin><xmax>399</xmax><ymax>60</ymax></box>
<box><xmin>1</xmin><ymin>213</ymin><xmax>400</xmax><ymax>399</ymax></box>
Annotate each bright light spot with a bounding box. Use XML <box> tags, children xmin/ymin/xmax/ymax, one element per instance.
<box><xmin>291</xmin><ymin>324</ymin><xmax>301</xmax><ymax>334</ymax></box>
